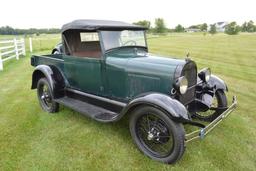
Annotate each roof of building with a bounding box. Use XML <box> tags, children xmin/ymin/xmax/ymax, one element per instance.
<box><xmin>216</xmin><ymin>22</ymin><xmax>225</xmax><ymax>25</ymax></box>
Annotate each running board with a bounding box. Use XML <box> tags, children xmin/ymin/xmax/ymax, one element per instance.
<box><xmin>55</xmin><ymin>97</ymin><xmax>119</xmax><ymax>122</ymax></box>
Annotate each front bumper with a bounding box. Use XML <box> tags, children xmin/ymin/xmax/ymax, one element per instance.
<box><xmin>185</xmin><ymin>96</ymin><xmax>237</xmax><ymax>143</ymax></box>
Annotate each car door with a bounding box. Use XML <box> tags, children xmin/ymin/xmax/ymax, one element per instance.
<box><xmin>63</xmin><ymin>55</ymin><xmax>104</xmax><ymax>95</ymax></box>
<box><xmin>61</xmin><ymin>31</ymin><xmax>104</xmax><ymax>95</ymax></box>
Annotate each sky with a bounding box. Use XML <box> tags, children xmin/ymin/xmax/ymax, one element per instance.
<box><xmin>0</xmin><ymin>0</ymin><xmax>255</xmax><ymax>29</ymax></box>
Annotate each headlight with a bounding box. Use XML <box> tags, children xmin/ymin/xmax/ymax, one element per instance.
<box><xmin>174</xmin><ymin>76</ymin><xmax>188</xmax><ymax>94</ymax></box>
<box><xmin>198</xmin><ymin>68</ymin><xmax>211</xmax><ymax>82</ymax></box>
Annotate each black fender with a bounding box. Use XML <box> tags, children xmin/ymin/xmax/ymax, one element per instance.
<box><xmin>51</xmin><ymin>48</ymin><xmax>58</xmax><ymax>54</ymax></box>
<box><xmin>31</xmin><ymin>65</ymin><xmax>66</xmax><ymax>98</ymax></box>
<box><xmin>51</xmin><ymin>43</ymin><xmax>63</xmax><ymax>54</ymax></box>
<box><xmin>208</xmin><ymin>74</ymin><xmax>228</xmax><ymax>92</ymax></box>
<box><xmin>192</xmin><ymin>74</ymin><xmax>228</xmax><ymax>113</ymax></box>
<box><xmin>121</xmin><ymin>93</ymin><xmax>189</xmax><ymax>122</ymax></box>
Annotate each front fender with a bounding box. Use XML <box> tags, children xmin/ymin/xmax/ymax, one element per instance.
<box><xmin>208</xmin><ymin>74</ymin><xmax>228</xmax><ymax>92</ymax></box>
<box><xmin>121</xmin><ymin>93</ymin><xmax>189</xmax><ymax>121</ymax></box>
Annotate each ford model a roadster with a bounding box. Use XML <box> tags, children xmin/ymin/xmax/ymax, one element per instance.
<box><xmin>31</xmin><ymin>20</ymin><xmax>237</xmax><ymax>164</ymax></box>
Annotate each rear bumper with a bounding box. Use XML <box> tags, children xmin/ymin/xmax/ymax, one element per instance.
<box><xmin>185</xmin><ymin>96</ymin><xmax>237</xmax><ymax>143</ymax></box>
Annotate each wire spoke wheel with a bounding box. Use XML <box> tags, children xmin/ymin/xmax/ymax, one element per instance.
<box><xmin>37</xmin><ymin>78</ymin><xmax>59</xmax><ymax>113</ymax></box>
<box><xmin>129</xmin><ymin>106</ymin><xmax>185</xmax><ymax>164</ymax></box>
<box><xmin>39</xmin><ymin>82</ymin><xmax>53</xmax><ymax>109</ymax></box>
<box><xmin>136</xmin><ymin>113</ymin><xmax>174</xmax><ymax>158</ymax></box>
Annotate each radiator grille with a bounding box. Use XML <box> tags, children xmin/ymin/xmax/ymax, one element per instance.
<box><xmin>177</xmin><ymin>61</ymin><xmax>197</xmax><ymax>105</ymax></box>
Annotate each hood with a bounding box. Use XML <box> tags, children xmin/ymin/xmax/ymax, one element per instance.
<box><xmin>105</xmin><ymin>52</ymin><xmax>187</xmax><ymax>93</ymax></box>
<box><xmin>126</xmin><ymin>54</ymin><xmax>186</xmax><ymax>77</ymax></box>
<box><xmin>106</xmin><ymin>50</ymin><xmax>186</xmax><ymax>79</ymax></box>
<box><xmin>105</xmin><ymin>51</ymin><xmax>196</xmax><ymax>98</ymax></box>
<box><xmin>127</xmin><ymin>54</ymin><xmax>185</xmax><ymax>68</ymax></box>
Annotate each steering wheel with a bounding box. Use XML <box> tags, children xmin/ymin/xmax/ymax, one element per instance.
<box><xmin>123</xmin><ymin>40</ymin><xmax>137</xmax><ymax>46</ymax></box>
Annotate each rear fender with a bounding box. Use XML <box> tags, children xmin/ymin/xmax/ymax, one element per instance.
<box><xmin>32</xmin><ymin>65</ymin><xmax>54</xmax><ymax>89</ymax></box>
<box><xmin>31</xmin><ymin>65</ymin><xmax>66</xmax><ymax>98</ymax></box>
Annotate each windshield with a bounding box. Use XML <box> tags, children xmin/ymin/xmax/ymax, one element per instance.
<box><xmin>100</xmin><ymin>30</ymin><xmax>146</xmax><ymax>51</ymax></box>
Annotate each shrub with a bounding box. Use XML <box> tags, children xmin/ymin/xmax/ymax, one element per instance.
<box><xmin>225</xmin><ymin>22</ymin><xmax>239</xmax><ymax>35</ymax></box>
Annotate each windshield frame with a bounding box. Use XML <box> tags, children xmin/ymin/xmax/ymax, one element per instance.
<box><xmin>98</xmin><ymin>30</ymin><xmax>148</xmax><ymax>54</ymax></box>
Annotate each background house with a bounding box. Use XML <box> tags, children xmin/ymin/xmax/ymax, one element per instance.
<box><xmin>215</xmin><ymin>22</ymin><xmax>229</xmax><ymax>32</ymax></box>
<box><xmin>185</xmin><ymin>28</ymin><xmax>201</xmax><ymax>32</ymax></box>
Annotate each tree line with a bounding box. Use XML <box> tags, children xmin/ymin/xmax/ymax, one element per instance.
<box><xmin>1</xmin><ymin>19</ymin><xmax>256</xmax><ymax>36</ymax></box>
<box><xmin>133</xmin><ymin>19</ymin><xmax>256</xmax><ymax>35</ymax></box>
<box><xmin>0</xmin><ymin>26</ymin><xmax>60</xmax><ymax>35</ymax></box>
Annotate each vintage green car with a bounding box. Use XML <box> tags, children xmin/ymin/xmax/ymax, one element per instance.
<box><xmin>31</xmin><ymin>19</ymin><xmax>237</xmax><ymax>164</ymax></box>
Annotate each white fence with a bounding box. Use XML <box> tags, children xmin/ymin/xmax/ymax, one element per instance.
<box><xmin>0</xmin><ymin>38</ymin><xmax>26</xmax><ymax>70</ymax></box>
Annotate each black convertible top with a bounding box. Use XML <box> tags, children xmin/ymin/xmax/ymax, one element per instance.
<box><xmin>61</xmin><ymin>19</ymin><xmax>146</xmax><ymax>32</ymax></box>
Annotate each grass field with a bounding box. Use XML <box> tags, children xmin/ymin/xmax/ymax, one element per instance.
<box><xmin>0</xmin><ymin>33</ymin><xmax>255</xmax><ymax>170</ymax></box>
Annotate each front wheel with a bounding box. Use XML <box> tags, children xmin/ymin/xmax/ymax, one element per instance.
<box><xmin>37</xmin><ymin>78</ymin><xmax>59</xmax><ymax>113</ymax></box>
<box><xmin>129</xmin><ymin>106</ymin><xmax>185</xmax><ymax>164</ymax></box>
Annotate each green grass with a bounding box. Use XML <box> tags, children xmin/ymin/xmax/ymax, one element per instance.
<box><xmin>0</xmin><ymin>33</ymin><xmax>255</xmax><ymax>170</ymax></box>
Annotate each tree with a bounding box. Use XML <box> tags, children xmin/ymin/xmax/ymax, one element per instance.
<box><xmin>241</xmin><ymin>22</ymin><xmax>248</xmax><ymax>32</ymax></box>
<box><xmin>174</xmin><ymin>24</ymin><xmax>185</xmax><ymax>32</ymax></box>
<box><xmin>225</xmin><ymin>22</ymin><xmax>239</xmax><ymax>35</ymax></box>
<box><xmin>247</xmin><ymin>20</ymin><xmax>256</xmax><ymax>32</ymax></box>
<box><xmin>0</xmin><ymin>26</ymin><xmax>60</xmax><ymax>35</ymax></box>
<box><xmin>209</xmin><ymin>24</ymin><xmax>217</xmax><ymax>34</ymax></box>
<box><xmin>200</xmin><ymin>23</ymin><xmax>208</xmax><ymax>32</ymax></box>
<box><xmin>133</xmin><ymin>20</ymin><xmax>151</xmax><ymax>29</ymax></box>
<box><xmin>154</xmin><ymin>18</ymin><xmax>167</xmax><ymax>33</ymax></box>
<box><xmin>241</xmin><ymin>21</ymin><xmax>256</xmax><ymax>32</ymax></box>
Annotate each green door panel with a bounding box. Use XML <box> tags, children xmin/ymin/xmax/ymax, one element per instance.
<box><xmin>63</xmin><ymin>55</ymin><xmax>103</xmax><ymax>94</ymax></box>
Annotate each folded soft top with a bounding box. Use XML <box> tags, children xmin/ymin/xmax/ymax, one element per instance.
<box><xmin>61</xmin><ymin>19</ymin><xmax>146</xmax><ymax>32</ymax></box>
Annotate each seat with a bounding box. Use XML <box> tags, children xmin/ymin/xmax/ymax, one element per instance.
<box><xmin>72</xmin><ymin>41</ymin><xmax>102</xmax><ymax>58</ymax></box>
<box><xmin>73</xmin><ymin>51</ymin><xmax>101</xmax><ymax>58</ymax></box>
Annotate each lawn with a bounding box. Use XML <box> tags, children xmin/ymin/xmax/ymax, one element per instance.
<box><xmin>0</xmin><ymin>33</ymin><xmax>255</xmax><ymax>170</ymax></box>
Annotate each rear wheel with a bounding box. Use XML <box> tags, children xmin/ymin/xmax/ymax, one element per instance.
<box><xmin>194</xmin><ymin>90</ymin><xmax>227</xmax><ymax>122</ymax></box>
<box><xmin>37</xmin><ymin>78</ymin><xmax>59</xmax><ymax>113</ymax></box>
<box><xmin>129</xmin><ymin>106</ymin><xmax>185</xmax><ymax>164</ymax></box>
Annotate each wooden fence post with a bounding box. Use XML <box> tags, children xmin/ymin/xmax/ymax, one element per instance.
<box><xmin>14</xmin><ymin>38</ymin><xmax>19</xmax><ymax>60</ymax></box>
<box><xmin>0</xmin><ymin>51</ymin><xmax>3</xmax><ymax>71</ymax></box>
<box><xmin>29</xmin><ymin>37</ymin><xmax>33</xmax><ymax>52</ymax></box>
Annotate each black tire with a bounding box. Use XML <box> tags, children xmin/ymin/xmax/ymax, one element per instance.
<box><xmin>129</xmin><ymin>106</ymin><xmax>185</xmax><ymax>164</ymax></box>
<box><xmin>37</xmin><ymin>78</ymin><xmax>59</xmax><ymax>113</ymax></box>
<box><xmin>194</xmin><ymin>90</ymin><xmax>227</xmax><ymax>122</ymax></box>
